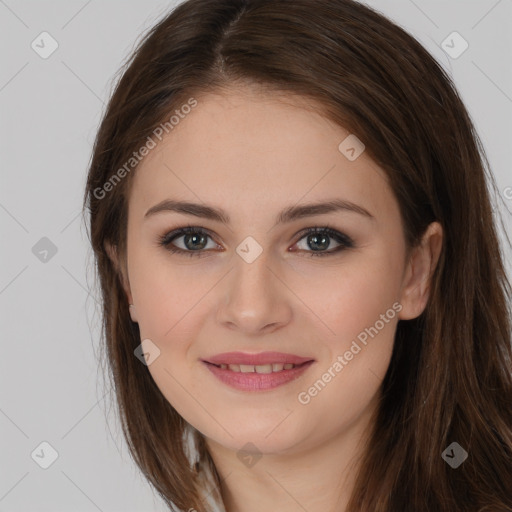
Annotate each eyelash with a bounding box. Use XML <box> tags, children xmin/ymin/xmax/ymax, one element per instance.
<box><xmin>158</xmin><ymin>224</ymin><xmax>355</xmax><ymax>258</ymax></box>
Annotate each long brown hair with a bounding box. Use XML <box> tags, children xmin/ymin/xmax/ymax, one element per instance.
<box><xmin>83</xmin><ymin>0</ymin><xmax>512</xmax><ymax>510</ymax></box>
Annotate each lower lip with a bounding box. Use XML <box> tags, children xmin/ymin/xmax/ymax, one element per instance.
<box><xmin>202</xmin><ymin>361</ymin><xmax>315</xmax><ymax>391</ymax></box>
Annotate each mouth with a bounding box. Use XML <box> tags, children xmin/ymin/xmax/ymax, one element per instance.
<box><xmin>201</xmin><ymin>352</ymin><xmax>315</xmax><ymax>391</ymax></box>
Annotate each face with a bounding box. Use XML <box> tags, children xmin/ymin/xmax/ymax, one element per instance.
<box><xmin>114</xmin><ymin>85</ymin><xmax>434</xmax><ymax>456</ymax></box>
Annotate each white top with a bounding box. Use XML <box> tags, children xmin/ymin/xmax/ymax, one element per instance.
<box><xmin>182</xmin><ymin>424</ymin><xmax>227</xmax><ymax>512</ymax></box>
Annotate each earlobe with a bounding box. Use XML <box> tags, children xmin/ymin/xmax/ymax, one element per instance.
<box><xmin>129</xmin><ymin>304</ymin><xmax>138</xmax><ymax>322</ymax></box>
<box><xmin>398</xmin><ymin>222</ymin><xmax>443</xmax><ymax>321</ymax></box>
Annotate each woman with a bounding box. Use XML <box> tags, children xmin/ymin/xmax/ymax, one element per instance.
<box><xmin>83</xmin><ymin>0</ymin><xmax>512</xmax><ymax>510</ymax></box>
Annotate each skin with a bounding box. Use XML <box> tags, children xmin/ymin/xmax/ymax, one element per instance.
<box><xmin>106</xmin><ymin>84</ymin><xmax>443</xmax><ymax>512</ymax></box>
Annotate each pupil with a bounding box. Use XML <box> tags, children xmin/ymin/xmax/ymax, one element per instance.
<box><xmin>309</xmin><ymin>234</ymin><xmax>329</xmax><ymax>251</ymax></box>
<box><xmin>185</xmin><ymin>233</ymin><xmax>206</xmax><ymax>250</ymax></box>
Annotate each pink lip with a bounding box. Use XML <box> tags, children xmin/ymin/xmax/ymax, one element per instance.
<box><xmin>203</xmin><ymin>351</ymin><xmax>314</xmax><ymax>366</ymax></box>
<box><xmin>201</xmin><ymin>352</ymin><xmax>316</xmax><ymax>391</ymax></box>
<box><xmin>203</xmin><ymin>361</ymin><xmax>315</xmax><ymax>391</ymax></box>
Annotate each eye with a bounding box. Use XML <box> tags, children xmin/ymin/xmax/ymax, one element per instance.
<box><xmin>292</xmin><ymin>226</ymin><xmax>354</xmax><ymax>257</ymax></box>
<box><xmin>158</xmin><ymin>225</ymin><xmax>219</xmax><ymax>258</ymax></box>
<box><xmin>158</xmin><ymin>224</ymin><xmax>354</xmax><ymax>258</ymax></box>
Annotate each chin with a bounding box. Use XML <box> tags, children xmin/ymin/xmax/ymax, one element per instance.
<box><xmin>199</xmin><ymin>411</ymin><xmax>313</xmax><ymax>455</ymax></box>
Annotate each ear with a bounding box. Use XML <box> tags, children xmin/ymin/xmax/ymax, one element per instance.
<box><xmin>398</xmin><ymin>221</ymin><xmax>443</xmax><ymax>320</ymax></box>
<box><xmin>104</xmin><ymin>240</ymin><xmax>138</xmax><ymax>322</ymax></box>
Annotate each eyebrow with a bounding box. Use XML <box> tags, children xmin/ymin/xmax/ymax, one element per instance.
<box><xmin>144</xmin><ymin>198</ymin><xmax>375</xmax><ymax>225</ymax></box>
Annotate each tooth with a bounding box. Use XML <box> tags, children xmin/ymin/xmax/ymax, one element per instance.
<box><xmin>224</xmin><ymin>363</ymin><xmax>297</xmax><ymax>373</ymax></box>
<box><xmin>255</xmin><ymin>364</ymin><xmax>273</xmax><ymax>374</ymax></box>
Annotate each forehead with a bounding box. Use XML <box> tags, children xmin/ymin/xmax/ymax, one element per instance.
<box><xmin>128</xmin><ymin>87</ymin><xmax>394</xmax><ymax>222</ymax></box>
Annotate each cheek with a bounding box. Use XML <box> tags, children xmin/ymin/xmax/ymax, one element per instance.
<box><xmin>127</xmin><ymin>252</ymin><xmax>214</xmax><ymax>425</ymax></box>
<box><xmin>128</xmin><ymin>246</ymin><xmax>210</xmax><ymax>341</ymax></box>
<box><xmin>292</xmin><ymin>265</ymin><xmax>399</xmax><ymax>440</ymax></box>
<box><xmin>291</xmin><ymin>248</ymin><xmax>402</xmax><ymax>400</ymax></box>
<box><xmin>291</xmin><ymin>247</ymin><xmax>403</xmax><ymax>346</ymax></box>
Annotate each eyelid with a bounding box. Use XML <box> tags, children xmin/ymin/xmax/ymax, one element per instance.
<box><xmin>158</xmin><ymin>225</ymin><xmax>221</xmax><ymax>257</ymax></box>
<box><xmin>293</xmin><ymin>224</ymin><xmax>354</xmax><ymax>245</ymax></box>
<box><xmin>159</xmin><ymin>225</ymin><xmax>218</xmax><ymax>246</ymax></box>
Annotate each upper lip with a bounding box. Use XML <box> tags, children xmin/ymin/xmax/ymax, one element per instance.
<box><xmin>203</xmin><ymin>351</ymin><xmax>315</xmax><ymax>366</ymax></box>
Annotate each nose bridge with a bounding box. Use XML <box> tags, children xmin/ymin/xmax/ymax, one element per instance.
<box><xmin>229</xmin><ymin>245</ymin><xmax>275</xmax><ymax>305</ymax></box>
<box><xmin>218</xmin><ymin>243</ymin><xmax>290</xmax><ymax>333</ymax></box>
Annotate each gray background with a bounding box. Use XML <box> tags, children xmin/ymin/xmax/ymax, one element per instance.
<box><xmin>1</xmin><ymin>1</ymin><xmax>511</xmax><ymax>511</ymax></box>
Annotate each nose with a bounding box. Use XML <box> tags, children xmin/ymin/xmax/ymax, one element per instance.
<box><xmin>216</xmin><ymin>250</ymin><xmax>292</xmax><ymax>335</ymax></box>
